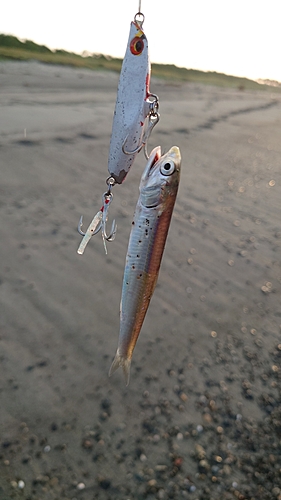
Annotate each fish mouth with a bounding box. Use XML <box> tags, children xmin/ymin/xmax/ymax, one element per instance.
<box><xmin>140</xmin><ymin>146</ymin><xmax>181</xmax><ymax>208</ymax></box>
<box><xmin>150</xmin><ymin>146</ymin><xmax>161</xmax><ymax>168</ymax></box>
<box><xmin>141</xmin><ymin>146</ymin><xmax>180</xmax><ymax>188</ymax></box>
<box><xmin>140</xmin><ymin>146</ymin><xmax>161</xmax><ymax>184</ymax></box>
<box><xmin>148</xmin><ymin>146</ymin><xmax>181</xmax><ymax>177</ymax></box>
<box><xmin>147</xmin><ymin>146</ymin><xmax>162</xmax><ymax>175</ymax></box>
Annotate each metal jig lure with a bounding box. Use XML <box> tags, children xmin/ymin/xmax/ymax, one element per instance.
<box><xmin>77</xmin><ymin>3</ymin><xmax>159</xmax><ymax>254</ymax></box>
<box><xmin>108</xmin><ymin>14</ymin><xmax>159</xmax><ymax>184</ymax></box>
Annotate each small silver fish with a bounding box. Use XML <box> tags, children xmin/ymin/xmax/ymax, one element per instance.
<box><xmin>109</xmin><ymin>145</ymin><xmax>181</xmax><ymax>384</ymax></box>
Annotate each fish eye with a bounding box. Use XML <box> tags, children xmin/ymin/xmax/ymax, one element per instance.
<box><xmin>130</xmin><ymin>36</ymin><xmax>144</xmax><ymax>55</ymax></box>
<box><xmin>160</xmin><ymin>161</ymin><xmax>175</xmax><ymax>176</ymax></box>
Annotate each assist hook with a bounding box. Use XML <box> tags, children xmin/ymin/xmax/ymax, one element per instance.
<box><xmin>122</xmin><ymin>94</ymin><xmax>160</xmax><ymax>160</ymax></box>
<box><xmin>77</xmin><ymin>177</ymin><xmax>117</xmax><ymax>255</ymax></box>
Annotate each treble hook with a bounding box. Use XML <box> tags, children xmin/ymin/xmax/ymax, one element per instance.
<box><xmin>77</xmin><ymin>177</ymin><xmax>117</xmax><ymax>255</ymax></box>
<box><xmin>122</xmin><ymin>94</ymin><xmax>160</xmax><ymax>160</ymax></box>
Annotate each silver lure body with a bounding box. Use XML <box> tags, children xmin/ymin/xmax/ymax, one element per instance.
<box><xmin>108</xmin><ymin>21</ymin><xmax>153</xmax><ymax>184</ymax></box>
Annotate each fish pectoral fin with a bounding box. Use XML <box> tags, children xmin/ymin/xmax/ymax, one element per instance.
<box><xmin>109</xmin><ymin>351</ymin><xmax>131</xmax><ymax>386</ymax></box>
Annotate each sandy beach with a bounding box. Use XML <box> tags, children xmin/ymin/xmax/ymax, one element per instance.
<box><xmin>0</xmin><ymin>61</ymin><xmax>281</xmax><ymax>499</ymax></box>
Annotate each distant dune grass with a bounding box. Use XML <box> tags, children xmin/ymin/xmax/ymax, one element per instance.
<box><xmin>0</xmin><ymin>33</ymin><xmax>280</xmax><ymax>92</ymax></box>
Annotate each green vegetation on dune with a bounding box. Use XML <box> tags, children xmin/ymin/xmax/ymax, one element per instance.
<box><xmin>0</xmin><ymin>33</ymin><xmax>280</xmax><ymax>92</ymax></box>
<box><xmin>0</xmin><ymin>33</ymin><xmax>52</xmax><ymax>54</ymax></box>
<box><xmin>0</xmin><ymin>34</ymin><xmax>123</xmax><ymax>71</ymax></box>
<box><xmin>151</xmin><ymin>63</ymin><xmax>266</xmax><ymax>91</ymax></box>
<box><xmin>0</xmin><ymin>44</ymin><xmax>123</xmax><ymax>72</ymax></box>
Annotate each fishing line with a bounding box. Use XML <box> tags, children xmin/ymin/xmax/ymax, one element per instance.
<box><xmin>135</xmin><ymin>0</ymin><xmax>144</xmax><ymax>27</ymax></box>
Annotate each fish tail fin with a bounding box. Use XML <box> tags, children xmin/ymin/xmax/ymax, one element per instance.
<box><xmin>109</xmin><ymin>351</ymin><xmax>131</xmax><ymax>386</ymax></box>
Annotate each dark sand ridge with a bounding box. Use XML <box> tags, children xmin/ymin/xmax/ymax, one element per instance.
<box><xmin>0</xmin><ymin>61</ymin><xmax>281</xmax><ymax>499</ymax></box>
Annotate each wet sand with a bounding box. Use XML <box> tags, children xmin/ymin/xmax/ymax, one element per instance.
<box><xmin>0</xmin><ymin>61</ymin><xmax>281</xmax><ymax>499</ymax></box>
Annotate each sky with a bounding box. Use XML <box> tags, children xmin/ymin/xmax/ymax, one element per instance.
<box><xmin>0</xmin><ymin>0</ymin><xmax>280</xmax><ymax>83</ymax></box>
